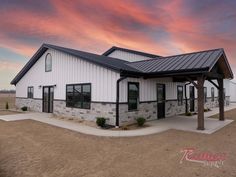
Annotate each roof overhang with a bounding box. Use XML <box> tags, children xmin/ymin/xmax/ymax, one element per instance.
<box><xmin>11</xmin><ymin>45</ymin><xmax>48</xmax><ymax>85</ymax></box>
<box><xmin>122</xmin><ymin>49</ymin><xmax>234</xmax><ymax>81</ymax></box>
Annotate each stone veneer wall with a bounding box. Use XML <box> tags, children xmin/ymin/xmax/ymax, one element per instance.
<box><xmin>165</xmin><ymin>100</ymin><xmax>186</xmax><ymax>117</ymax></box>
<box><xmin>189</xmin><ymin>96</ymin><xmax>230</xmax><ymax>112</ymax></box>
<box><xmin>119</xmin><ymin>97</ymin><xmax>230</xmax><ymax>125</ymax></box>
<box><xmin>16</xmin><ymin>98</ymin><xmax>42</xmax><ymax>112</ymax></box>
<box><xmin>119</xmin><ymin>102</ymin><xmax>157</xmax><ymax>125</ymax></box>
<box><xmin>16</xmin><ymin>96</ymin><xmax>230</xmax><ymax>126</ymax></box>
<box><xmin>53</xmin><ymin>100</ymin><xmax>116</xmax><ymax>125</ymax></box>
<box><xmin>119</xmin><ymin>100</ymin><xmax>187</xmax><ymax>125</ymax></box>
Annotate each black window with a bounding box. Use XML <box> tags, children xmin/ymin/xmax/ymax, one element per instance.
<box><xmin>177</xmin><ymin>86</ymin><xmax>183</xmax><ymax>105</ymax></box>
<box><xmin>45</xmin><ymin>53</ymin><xmax>52</xmax><ymax>72</ymax></box>
<box><xmin>204</xmin><ymin>87</ymin><xmax>207</xmax><ymax>103</ymax></box>
<box><xmin>128</xmin><ymin>82</ymin><xmax>139</xmax><ymax>111</ymax></box>
<box><xmin>211</xmin><ymin>87</ymin><xmax>214</xmax><ymax>101</ymax></box>
<box><xmin>66</xmin><ymin>83</ymin><xmax>91</xmax><ymax>109</ymax></box>
<box><xmin>224</xmin><ymin>88</ymin><xmax>226</xmax><ymax>100</ymax></box>
<box><xmin>27</xmin><ymin>87</ymin><xmax>34</xmax><ymax>98</ymax></box>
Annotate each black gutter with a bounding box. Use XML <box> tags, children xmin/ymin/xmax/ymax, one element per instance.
<box><xmin>184</xmin><ymin>82</ymin><xmax>191</xmax><ymax>114</ymax></box>
<box><xmin>116</xmin><ymin>76</ymin><xmax>127</xmax><ymax>127</ymax></box>
<box><xmin>121</xmin><ymin>68</ymin><xmax>211</xmax><ymax>79</ymax></box>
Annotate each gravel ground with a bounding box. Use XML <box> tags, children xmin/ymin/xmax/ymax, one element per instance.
<box><xmin>0</xmin><ymin>109</ymin><xmax>236</xmax><ymax>177</ymax></box>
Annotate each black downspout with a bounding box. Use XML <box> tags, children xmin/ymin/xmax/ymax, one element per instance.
<box><xmin>184</xmin><ymin>82</ymin><xmax>191</xmax><ymax>114</ymax></box>
<box><xmin>116</xmin><ymin>76</ymin><xmax>127</xmax><ymax>128</ymax></box>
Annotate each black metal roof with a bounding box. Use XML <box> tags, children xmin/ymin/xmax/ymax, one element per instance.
<box><xmin>11</xmin><ymin>44</ymin><xmax>234</xmax><ymax>85</ymax></box>
<box><xmin>127</xmin><ymin>48</ymin><xmax>233</xmax><ymax>77</ymax></box>
<box><xmin>102</xmin><ymin>46</ymin><xmax>161</xmax><ymax>58</ymax></box>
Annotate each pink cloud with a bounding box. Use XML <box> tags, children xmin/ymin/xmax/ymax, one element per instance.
<box><xmin>0</xmin><ymin>0</ymin><xmax>235</xmax><ymax>79</ymax></box>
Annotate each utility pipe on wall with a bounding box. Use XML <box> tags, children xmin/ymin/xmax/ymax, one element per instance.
<box><xmin>116</xmin><ymin>77</ymin><xmax>127</xmax><ymax>128</ymax></box>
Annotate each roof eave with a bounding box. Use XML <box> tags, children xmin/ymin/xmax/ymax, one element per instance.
<box><xmin>120</xmin><ymin>68</ymin><xmax>210</xmax><ymax>78</ymax></box>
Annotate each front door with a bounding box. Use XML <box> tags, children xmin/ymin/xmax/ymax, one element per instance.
<box><xmin>157</xmin><ymin>84</ymin><xmax>165</xmax><ymax>119</ymax></box>
<box><xmin>43</xmin><ymin>86</ymin><xmax>54</xmax><ymax>113</ymax></box>
<box><xmin>189</xmin><ymin>86</ymin><xmax>195</xmax><ymax>112</ymax></box>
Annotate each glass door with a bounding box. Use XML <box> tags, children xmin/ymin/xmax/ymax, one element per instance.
<box><xmin>157</xmin><ymin>84</ymin><xmax>165</xmax><ymax>119</ymax></box>
<box><xmin>43</xmin><ymin>86</ymin><xmax>54</xmax><ymax>113</ymax></box>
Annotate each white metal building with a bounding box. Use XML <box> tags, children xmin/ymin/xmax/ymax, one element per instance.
<box><xmin>11</xmin><ymin>44</ymin><xmax>234</xmax><ymax>128</ymax></box>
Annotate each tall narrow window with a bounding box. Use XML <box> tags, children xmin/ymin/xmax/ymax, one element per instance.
<box><xmin>211</xmin><ymin>87</ymin><xmax>214</xmax><ymax>101</ymax></box>
<box><xmin>177</xmin><ymin>86</ymin><xmax>183</xmax><ymax>105</ymax></box>
<box><xmin>66</xmin><ymin>83</ymin><xmax>91</xmax><ymax>109</ymax></box>
<box><xmin>204</xmin><ymin>87</ymin><xmax>207</xmax><ymax>103</ymax></box>
<box><xmin>224</xmin><ymin>88</ymin><xmax>226</xmax><ymax>100</ymax></box>
<box><xmin>27</xmin><ymin>87</ymin><xmax>34</xmax><ymax>98</ymax></box>
<box><xmin>45</xmin><ymin>53</ymin><xmax>52</xmax><ymax>72</ymax></box>
<box><xmin>128</xmin><ymin>82</ymin><xmax>139</xmax><ymax>111</ymax></box>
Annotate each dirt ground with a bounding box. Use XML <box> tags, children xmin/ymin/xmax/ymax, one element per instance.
<box><xmin>0</xmin><ymin>110</ymin><xmax>236</xmax><ymax>177</ymax></box>
<box><xmin>0</xmin><ymin>93</ymin><xmax>15</xmax><ymax>109</ymax></box>
<box><xmin>0</xmin><ymin>110</ymin><xmax>21</xmax><ymax>115</ymax></box>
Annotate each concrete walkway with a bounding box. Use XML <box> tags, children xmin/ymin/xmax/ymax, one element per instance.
<box><xmin>0</xmin><ymin>104</ymin><xmax>236</xmax><ymax>137</ymax></box>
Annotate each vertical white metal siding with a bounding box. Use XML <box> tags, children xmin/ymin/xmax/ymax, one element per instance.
<box><xmin>229</xmin><ymin>80</ymin><xmax>236</xmax><ymax>102</ymax></box>
<box><xmin>16</xmin><ymin>49</ymin><xmax>120</xmax><ymax>102</ymax></box>
<box><xmin>107</xmin><ymin>50</ymin><xmax>152</xmax><ymax>62</ymax></box>
<box><xmin>119</xmin><ymin>77</ymin><xmax>185</xmax><ymax>102</ymax></box>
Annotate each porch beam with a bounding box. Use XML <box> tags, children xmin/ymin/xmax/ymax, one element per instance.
<box><xmin>217</xmin><ymin>78</ymin><xmax>225</xmax><ymax>121</ymax></box>
<box><xmin>197</xmin><ymin>76</ymin><xmax>205</xmax><ymax>130</ymax></box>
<box><xmin>205</xmin><ymin>72</ymin><xmax>224</xmax><ymax>79</ymax></box>
<box><xmin>207</xmin><ymin>79</ymin><xmax>219</xmax><ymax>90</ymax></box>
<box><xmin>186</xmin><ymin>77</ymin><xmax>199</xmax><ymax>89</ymax></box>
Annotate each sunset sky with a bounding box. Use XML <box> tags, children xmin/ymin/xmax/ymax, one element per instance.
<box><xmin>0</xmin><ymin>0</ymin><xmax>236</xmax><ymax>89</ymax></box>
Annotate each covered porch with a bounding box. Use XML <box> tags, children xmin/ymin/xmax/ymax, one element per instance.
<box><xmin>122</xmin><ymin>48</ymin><xmax>234</xmax><ymax>130</ymax></box>
<box><xmin>146</xmin><ymin>102</ymin><xmax>235</xmax><ymax>134</ymax></box>
<box><xmin>171</xmin><ymin>51</ymin><xmax>233</xmax><ymax>130</ymax></box>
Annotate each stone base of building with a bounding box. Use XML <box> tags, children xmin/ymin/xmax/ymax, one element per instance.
<box><xmin>53</xmin><ymin>100</ymin><xmax>116</xmax><ymax>125</ymax></box>
<box><xmin>16</xmin><ymin>98</ymin><xmax>42</xmax><ymax>112</ymax></box>
<box><xmin>15</xmin><ymin>97</ymin><xmax>230</xmax><ymax>126</ymax></box>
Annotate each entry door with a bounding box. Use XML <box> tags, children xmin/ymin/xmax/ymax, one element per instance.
<box><xmin>157</xmin><ymin>84</ymin><xmax>165</xmax><ymax>119</ymax></box>
<box><xmin>43</xmin><ymin>86</ymin><xmax>54</xmax><ymax>113</ymax></box>
<box><xmin>189</xmin><ymin>86</ymin><xmax>195</xmax><ymax>112</ymax></box>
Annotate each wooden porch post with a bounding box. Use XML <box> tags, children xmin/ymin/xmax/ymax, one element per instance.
<box><xmin>217</xmin><ymin>78</ymin><xmax>225</xmax><ymax>121</ymax></box>
<box><xmin>197</xmin><ymin>76</ymin><xmax>205</xmax><ymax>130</ymax></box>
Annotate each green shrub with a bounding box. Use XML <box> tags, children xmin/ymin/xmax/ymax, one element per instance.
<box><xmin>136</xmin><ymin>117</ymin><xmax>146</xmax><ymax>126</ymax></box>
<box><xmin>204</xmin><ymin>108</ymin><xmax>208</xmax><ymax>112</ymax></box>
<box><xmin>96</xmin><ymin>117</ymin><xmax>106</xmax><ymax>127</ymax></box>
<box><xmin>5</xmin><ymin>102</ymin><xmax>9</xmax><ymax>110</ymax></box>
<box><xmin>185</xmin><ymin>112</ymin><xmax>192</xmax><ymax>116</ymax></box>
<box><xmin>21</xmin><ymin>106</ymin><xmax>27</xmax><ymax>111</ymax></box>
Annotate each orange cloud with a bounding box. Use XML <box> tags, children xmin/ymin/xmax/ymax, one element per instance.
<box><xmin>0</xmin><ymin>0</ymin><xmax>235</xmax><ymax>83</ymax></box>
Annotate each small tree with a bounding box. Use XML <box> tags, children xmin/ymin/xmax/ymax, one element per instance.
<box><xmin>5</xmin><ymin>102</ymin><xmax>9</xmax><ymax>110</ymax></box>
